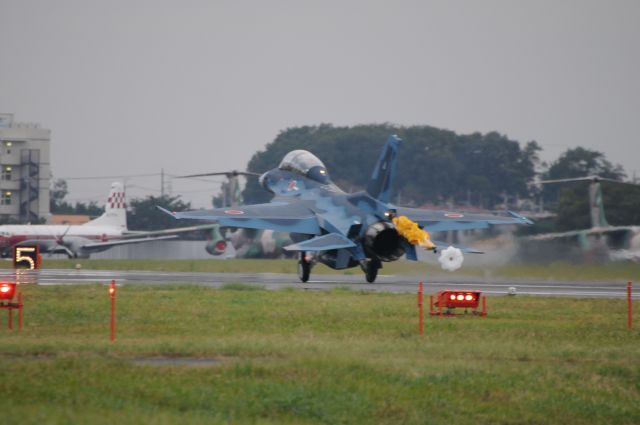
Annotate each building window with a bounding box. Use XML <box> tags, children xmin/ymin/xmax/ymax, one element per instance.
<box><xmin>4</xmin><ymin>141</ymin><xmax>12</xmax><ymax>155</ymax></box>
<box><xmin>2</xmin><ymin>166</ymin><xmax>11</xmax><ymax>181</ymax></box>
<box><xmin>1</xmin><ymin>192</ymin><xmax>11</xmax><ymax>205</ymax></box>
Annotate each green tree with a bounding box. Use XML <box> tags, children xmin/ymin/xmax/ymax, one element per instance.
<box><xmin>127</xmin><ymin>195</ymin><xmax>192</xmax><ymax>231</ymax></box>
<box><xmin>537</xmin><ymin>148</ymin><xmax>637</xmax><ymax>232</ymax></box>
<box><xmin>553</xmin><ymin>185</ymin><xmax>592</xmax><ymax>231</ymax></box>
<box><xmin>552</xmin><ymin>181</ymin><xmax>640</xmax><ymax>231</ymax></box>
<box><xmin>544</xmin><ymin>147</ymin><xmax>625</xmax><ymax>181</ymax></box>
<box><xmin>49</xmin><ymin>179</ymin><xmax>68</xmax><ymax>210</ymax></box>
<box><xmin>49</xmin><ymin>178</ymin><xmax>103</xmax><ymax>216</ymax></box>
<box><xmin>542</xmin><ymin>147</ymin><xmax>625</xmax><ymax>203</ymax></box>
<box><xmin>243</xmin><ymin>124</ymin><xmax>539</xmax><ymax>209</ymax></box>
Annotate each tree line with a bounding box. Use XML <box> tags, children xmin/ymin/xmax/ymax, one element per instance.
<box><xmin>243</xmin><ymin>124</ymin><xmax>638</xmax><ymax>233</ymax></box>
<box><xmin>244</xmin><ymin>124</ymin><xmax>541</xmax><ymax>208</ymax></box>
<box><xmin>48</xmin><ymin>123</ymin><xmax>639</xmax><ymax>233</ymax></box>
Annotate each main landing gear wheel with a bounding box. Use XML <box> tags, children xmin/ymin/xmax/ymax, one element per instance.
<box><xmin>297</xmin><ymin>252</ymin><xmax>311</xmax><ymax>282</ymax></box>
<box><xmin>361</xmin><ymin>259</ymin><xmax>381</xmax><ymax>283</ymax></box>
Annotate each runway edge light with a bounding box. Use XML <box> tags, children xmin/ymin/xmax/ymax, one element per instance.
<box><xmin>0</xmin><ymin>282</ymin><xmax>23</xmax><ymax>330</ymax></box>
<box><xmin>0</xmin><ymin>282</ymin><xmax>16</xmax><ymax>300</ymax></box>
<box><xmin>429</xmin><ymin>290</ymin><xmax>487</xmax><ymax>317</ymax></box>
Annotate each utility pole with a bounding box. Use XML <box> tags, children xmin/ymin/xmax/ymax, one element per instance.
<box><xmin>161</xmin><ymin>168</ymin><xmax>165</xmax><ymax>198</ymax></box>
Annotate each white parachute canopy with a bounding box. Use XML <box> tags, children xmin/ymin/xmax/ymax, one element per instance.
<box><xmin>438</xmin><ymin>246</ymin><xmax>464</xmax><ymax>272</ymax></box>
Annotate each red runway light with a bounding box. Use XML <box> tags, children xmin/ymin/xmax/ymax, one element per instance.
<box><xmin>0</xmin><ymin>282</ymin><xmax>16</xmax><ymax>300</ymax></box>
<box><xmin>434</xmin><ymin>290</ymin><xmax>482</xmax><ymax>310</ymax></box>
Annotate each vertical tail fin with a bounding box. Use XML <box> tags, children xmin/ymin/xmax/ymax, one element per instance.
<box><xmin>366</xmin><ymin>135</ymin><xmax>402</xmax><ymax>203</ymax></box>
<box><xmin>589</xmin><ymin>181</ymin><xmax>609</xmax><ymax>228</ymax></box>
<box><xmin>86</xmin><ymin>182</ymin><xmax>127</xmax><ymax>230</ymax></box>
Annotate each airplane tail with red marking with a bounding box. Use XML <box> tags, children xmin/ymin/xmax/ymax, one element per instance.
<box><xmin>86</xmin><ymin>182</ymin><xmax>128</xmax><ymax>230</ymax></box>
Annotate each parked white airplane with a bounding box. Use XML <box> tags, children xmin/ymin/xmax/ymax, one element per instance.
<box><xmin>0</xmin><ymin>182</ymin><xmax>208</xmax><ymax>258</ymax></box>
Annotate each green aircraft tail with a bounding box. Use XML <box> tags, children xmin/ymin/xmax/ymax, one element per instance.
<box><xmin>589</xmin><ymin>181</ymin><xmax>609</xmax><ymax>228</ymax></box>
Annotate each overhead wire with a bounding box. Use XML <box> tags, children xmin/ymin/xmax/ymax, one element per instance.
<box><xmin>56</xmin><ymin>173</ymin><xmax>162</xmax><ymax>181</ymax></box>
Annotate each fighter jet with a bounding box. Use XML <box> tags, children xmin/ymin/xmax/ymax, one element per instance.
<box><xmin>160</xmin><ymin>135</ymin><xmax>532</xmax><ymax>282</ymax></box>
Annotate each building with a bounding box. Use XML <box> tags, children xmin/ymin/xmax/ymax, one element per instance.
<box><xmin>49</xmin><ymin>214</ymin><xmax>90</xmax><ymax>225</ymax></box>
<box><xmin>0</xmin><ymin>113</ymin><xmax>50</xmax><ymax>222</ymax></box>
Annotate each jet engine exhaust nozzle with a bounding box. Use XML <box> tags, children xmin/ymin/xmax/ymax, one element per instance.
<box><xmin>364</xmin><ymin>221</ymin><xmax>405</xmax><ymax>262</ymax></box>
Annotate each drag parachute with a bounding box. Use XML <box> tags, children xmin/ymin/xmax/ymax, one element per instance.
<box><xmin>438</xmin><ymin>246</ymin><xmax>464</xmax><ymax>271</ymax></box>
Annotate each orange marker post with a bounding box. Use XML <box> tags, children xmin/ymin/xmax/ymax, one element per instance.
<box><xmin>109</xmin><ymin>280</ymin><xmax>116</xmax><ymax>342</ymax></box>
<box><xmin>628</xmin><ymin>282</ymin><xmax>633</xmax><ymax>330</ymax></box>
<box><xmin>18</xmin><ymin>291</ymin><xmax>23</xmax><ymax>330</ymax></box>
<box><xmin>417</xmin><ymin>281</ymin><xmax>424</xmax><ymax>336</ymax></box>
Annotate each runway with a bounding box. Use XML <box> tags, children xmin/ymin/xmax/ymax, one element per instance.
<box><xmin>6</xmin><ymin>268</ymin><xmax>637</xmax><ymax>299</ymax></box>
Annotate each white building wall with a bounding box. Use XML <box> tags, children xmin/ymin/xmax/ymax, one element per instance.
<box><xmin>0</xmin><ymin>114</ymin><xmax>51</xmax><ymax>221</ymax></box>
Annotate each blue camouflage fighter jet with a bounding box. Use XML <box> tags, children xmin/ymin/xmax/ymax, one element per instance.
<box><xmin>160</xmin><ymin>135</ymin><xmax>532</xmax><ymax>282</ymax></box>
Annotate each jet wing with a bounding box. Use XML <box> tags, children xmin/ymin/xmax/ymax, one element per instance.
<box><xmin>158</xmin><ymin>202</ymin><xmax>322</xmax><ymax>235</ymax></box>
<box><xmin>81</xmin><ymin>235</ymin><xmax>178</xmax><ymax>251</ymax></box>
<box><xmin>123</xmin><ymin>224</ymin><xmax>219</xmax><ymax>238</ymax></box>
<box><xmin>396</xmin><ymin>207</ymin><xmax>533</xmax><ymax>232</ymax></box>
<box><xmin>284</xmin><ymin>233</ymin><xmax>356</xmax><ymax>252</ymax></box>
<box><xmin>527</xmin><ymin>225</ymin><xmax>638</xmax><ymax>241</ymax></box>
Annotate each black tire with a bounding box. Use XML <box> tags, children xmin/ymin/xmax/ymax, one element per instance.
<box><xmin>297</xmin><ymin>253</ymin><xmax>310</xmax><ymax>282</ymax></box>
<box><xmin>364</xmin><ymin>259</ymin><xmax>380</xmax><ymax>283</ymax></box>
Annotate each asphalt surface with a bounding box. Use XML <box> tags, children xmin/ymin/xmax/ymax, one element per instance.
<box><xmin>4</xmin><ymin>269</ymin><xmax>637</xmax><ymax>299</ymax></box>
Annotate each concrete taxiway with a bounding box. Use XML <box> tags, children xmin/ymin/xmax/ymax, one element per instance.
<box><xmin>6</xmin><ymin>269</ymin><xmax>637</xmax><ymax>299</ymax></box>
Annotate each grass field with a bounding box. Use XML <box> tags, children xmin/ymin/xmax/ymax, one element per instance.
<box><xmin>4</xmin><ymin>257</ymin><xmax>638</xmax><ymax>282</ymax></box>
<box><xmin>1</xmin><ymin>284</ymin><xmax>639</xmax><ymax>424</ymax></box>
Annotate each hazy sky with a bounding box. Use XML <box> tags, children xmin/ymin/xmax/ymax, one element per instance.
<box><xmin>1</xmin><ymin>0</ymin><xmax>638</xmax><ymax>208</ymax></box>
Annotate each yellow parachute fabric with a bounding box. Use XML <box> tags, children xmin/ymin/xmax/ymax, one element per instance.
<box><xmin>392</xmin><ymin>215</ymin><xmax>435</xmax><ymax>250</ymax></box>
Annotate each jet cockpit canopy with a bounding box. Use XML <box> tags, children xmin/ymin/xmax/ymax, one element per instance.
<box><xmin>279</xmin><ymin>150</ymin><xmax>330</xmax><ymax>184</ymax></box>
